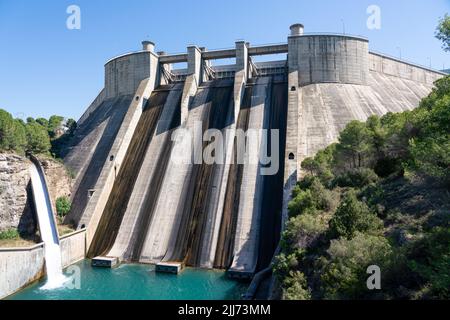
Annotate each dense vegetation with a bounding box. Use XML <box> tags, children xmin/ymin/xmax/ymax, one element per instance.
<box><xmin>274</xmin><ymin>76</ymin><xmax>450</xmax><ymax>300</ymax></box>
<box><xmin>0</xmin><ymin>109</ymin><xmax>76</xmax><ymax>157</ymax></box>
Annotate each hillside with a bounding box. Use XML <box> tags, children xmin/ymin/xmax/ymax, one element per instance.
<box><xmin>274</xmin><ymin>76</ymin><xmax>450</xmax><ymax>300</ymax></box>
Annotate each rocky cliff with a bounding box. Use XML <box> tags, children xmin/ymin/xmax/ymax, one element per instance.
<box><xmin>0</xmin><ymin>153</ymin><xmax>73</xmax><ymax>235</ymax></box>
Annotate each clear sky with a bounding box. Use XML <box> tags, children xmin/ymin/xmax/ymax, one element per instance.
<box><xmin>0</xmin><ymin>0</ymin><xmax>449</xmax><ymax>120</ymax></box>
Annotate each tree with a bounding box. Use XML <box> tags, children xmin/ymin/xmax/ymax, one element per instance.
<box><xmin>35</xmin><ymin>118</ymin><xmax>49</xmax><ymax>127</ymax></box>
<box><xmin>0</xmin><ymin>109</ymin><xmax>16</xmax><ymax>150</ymax></box>
<box><xmin>436</xmin><ymin>14</ymin><xmax>450</xmax><ymax>52</ymax></box>
<box><xmin>0</xmin><ymin>109</ymin><xmax>27</xmax><ymax>153</ymax></box>
<box><xmin>329</xmin><ymin>190</ymin><xmax>383</xmax><ymax>239</ymax></box>
<box><xmin>65</xmin><ymin>118</ymin><xmax>77</xmax><ymax>135</ymax></box>
<box><xmin>56</xmin><ymin>196</ymin><xmax>71</xmax><ymax>217</ymax></box>
<box><xmin>336</xmin><ymin>121</ymin><xmax>371</xmax><ymax>168</ymax></box>
<box><xmin>282</xmin><ymin>271</ymin><xmax>312</xmax><ymax>300</ymax></box>
<box><xmin>48</xmin><ymin>115</ymin><xmax>64</xmax><ymax>138</ymax></box>
<box><xmin>12</xmin><ymin>119</ymin><xmax>27</xmax><ymax>153</ymax></box>
<box><xmin>320</xmin><ymin>232</ymin><xmax>392</xmax><ymax>299</ymax></box>
<box><xmin>26</xmin><ymin>121</ymin><xmax>51</xmax><ymax>154</ymax></box>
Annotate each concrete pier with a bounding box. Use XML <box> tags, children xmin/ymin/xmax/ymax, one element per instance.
<box><xmin>155</xmin><ymin>262</ymin><xmax>184</xmax><ymax>274</ymax></box>
<box><xmin>92</xmin><ymin>256</ymin><xmax>119</xmax><ymax>268</ymax></box>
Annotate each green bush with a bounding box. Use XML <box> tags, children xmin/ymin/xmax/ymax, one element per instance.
<box><xmin>282</xmin><ymin>213</ymin><xmax>328</xmax><ymax>250</ymax></box>
<box><xmin>56</xmin><ymin>196</ymin><xmax>71</xmax><ymax>217</ymax></box>
<box><xmin>288</xmin><ymin>189</ymin><xmax>315</xmax><ymax>217</ymax></box>
<box><xmin>282</xmin><ymin>271</ymin><xmax>312</xmax><ymax>300</ymax></box>
<box><xmin>26</xmin><ymin>121</ymin><xmax>51</xmax><ymax>154</ymax></box>
<box><xmin>333</xmin><ymin>168</ymin><xmax>379</xmax><ymax>188</ymax></box>
<box><xmin>273</xmin><ymin>251</ymin><xmax>303</xmax><ymax>279</ymax></box>
<box><xmin>320</xmin><ymin>232</ymin><xmax>392</xmax><ymax>299</ymax></box>
<box><xmin>0</xmin><ymin>109</ymin><xmax>27</xmax><ymax>153</ymax></box>
<box><xmin>0</xmin><ymin>228</ymin><xmax>20</xmax><ymax>240</ymax></box>
<box><xmin>289</xmin><ymin>178</ymin><xmax>337</xmax><ymax>217</ymax></box>
<box><xmin>329</xmin><ymin>190</ymin><xmax>383</xmax><ymax>239</ymax></box>
<box><xmin>407</xmin><ymin>227</ymin><xmax>450</xmax><ymax>299</ymax></box>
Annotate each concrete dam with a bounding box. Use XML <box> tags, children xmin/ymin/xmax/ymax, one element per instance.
<box><xmin>61</xmin><ymin>24</ymin><xmax>444</xmax><ymax>278</ymax></box>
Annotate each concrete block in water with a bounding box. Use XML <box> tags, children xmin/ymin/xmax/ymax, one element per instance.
<box><xmin>92</xmin><ymin>256</ymin><xmax>119</xmax><ymax>268</ymax></box>
<box><xmin>155</xmin><ymin>262</ymin><xmax>184</xmax><ymax>274</ymax></box>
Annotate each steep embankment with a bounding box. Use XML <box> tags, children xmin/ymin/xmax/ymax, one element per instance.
<box><xmin>87</xmin><ymin>87</ymin><xmax>172</xmax><ymax>258</ymax></box>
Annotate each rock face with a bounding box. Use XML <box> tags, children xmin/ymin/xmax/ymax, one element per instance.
<box><xmin>0</xmin><ymin>153</ymin><xmax>73</xmax><ymax>235</ymax></box>
<box><xmin>0</xmin><ymin>153</ymin><xmax>34</xmax><ymax>234</ymax></box>
<box><xmin>39</xmin><ymin>156</ymin><xmax>73</xmax><ymax>215</ymax></box>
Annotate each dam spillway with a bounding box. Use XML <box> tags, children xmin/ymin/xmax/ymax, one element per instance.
<box><xmin>61</xmin><ymin>23</ymin><xmax>445</xmax><ymax>279</ymax></box>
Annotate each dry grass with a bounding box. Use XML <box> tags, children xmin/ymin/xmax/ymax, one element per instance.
<box><xmin>0</xmin><ymin>237</ymin><xmax>38</xmax><ymax>248</ymax></box>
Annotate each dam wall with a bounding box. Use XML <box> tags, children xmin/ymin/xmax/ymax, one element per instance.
<box><xmin>79</xmin><ymin>77</ymin><xmax>157</xmax><ymax>248</ymax></box>
<box><xmin>104</xmin><ymin>42</ymin><xmax>159</xmax><ymax>99</ymax></box>
<box><xmin>0</xmin><ymin>229</ymin><xmax>86</xmax><ymax>299</ymax></box>
<box><xmin>289</xmin><ymin>34</ymin><xmax>369</xmax><ymax>86</ymax></box>
<box><xmin>107</xmin><ymin>84</ymin><xmax>183</xmax><ymax>261</ymax></box>
<box><xmin>0</xmin><ymin>244</ymin><xmax>45</xmax><ymax>299</ymax></box>
<box><xmin>87</xmin><ymin>85</ymin><xmax>175</xmax><ymax>258</ymax></box>
<box><xmin>59</xmin><ymin>23</ymin><xmax>445</xmax><ymax>281</ymax></box>
<box><xmin>369</xmin><ymin>52</ymin><xmax>443</xmax><ymax>84</ymax></box>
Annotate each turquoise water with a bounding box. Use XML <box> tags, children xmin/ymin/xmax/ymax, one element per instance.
<box><xmin>7</xmin><ymin>260</ymin><xmax>247</xmax><ymax>300</ymax></box>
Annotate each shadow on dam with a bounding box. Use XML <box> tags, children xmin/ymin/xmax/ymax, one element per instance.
<box><xmin>257</xmin><ymin>80</ymin><xmax>287</xmax><ymax>271</ymax></box>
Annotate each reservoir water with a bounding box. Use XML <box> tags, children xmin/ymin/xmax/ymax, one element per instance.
<box><xmin>7</xmin><ymin>260</ymin><xmax>247</xmax><ymax>300</ymax></box>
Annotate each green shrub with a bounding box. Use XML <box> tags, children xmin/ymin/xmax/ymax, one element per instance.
<box><xmin>333</xmin><ymin>168</ymin><xmax>379</xmax><ymax>188</ymax></box>
<box><xmin>273</xmin><ymin>251</ymin><xmax>303</xmax><ymax>279</ymax></box>
<box><xmin>309</xmin><ymin>179</ymin><xmax>338</xmax><ymax>211</ymax></box>
<box><xmin>320</xmin><ymin>232</ymin><xmax>392</xmax><ymax>299</ymax></box>
<box><xmin>282</xmin><ymin>271</ymin><xmax>312</xmax><ymax>300</ymax></box>
<box><xmin>0</xmin><ymin>228</ymin><xmax>20</xmax><ymax>240</ymax></box>
<box><xmin>26</xmin><ymin>121</ymin><xmax>51</xmax><ymax>154</ymax></box>
<box><xmin>56</xmin><ymin>196</ymin><xmax>71</xmax><ymax>217</ymax></box>
<box><xmin>0</xmin><ymin>110</ymin><xmax>27</xmax><ymax>153</ymax></box>
<box><xmin>407</xmin><ymin>227</ymin><xmax>450</xmax><ymax>299</ymax></box>
<box><xmin>288</xmin><ymin>189</ymin><xmax>315</xmax><ymax>217</ymax></box>
<box><xmin>282</xmin><ymin>213</ymin><xmax>328</xmax><ymax>250</ymax></box>
<box><xmin>329</xmin><ymin>190</ymin><xmax>383</xmax><ymax>239</ymax></box>
<box><xmin>289</xmin><ymin>178</ymin><xmax>338</xmax><ymax>217</ymax></box>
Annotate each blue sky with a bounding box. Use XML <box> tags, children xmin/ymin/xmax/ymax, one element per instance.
<box><xmin>0</xmin><ymin>0</ymin><xmax>449</xmax><ymax>120</ymax></box>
